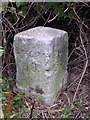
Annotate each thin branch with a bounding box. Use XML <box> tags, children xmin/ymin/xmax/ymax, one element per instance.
<box><xmin>3</xmin><ymin>17</ymin><xmax>17</xmax><ymax>33</ymax></box>
<box><xmin>48</xmin><ymin>13</ymin><xmax>59</xmax><ymax>23</ymax></box>
<box><xmin>73</xmin><ymin>24</ymin><xmax>88</xmax><ymax>101</ymax></box>
<box><xmin>44</xmin><ymin>10</ymin><xmax>52</xmax><ymax>26</ymax></box>
<box><xmin>63</xmin><ymin>92</ymin><xmax>71</xmax><ymax>105</ymax></box>
<box><xmin>29</xmin><ymin>101</ymin><xmax>35</xmax><ymax>119</ymax></box>
<box><xmin>73</xmin><ymin>6</ymin><xmax>88</xmax><ymax>29</ymax></box>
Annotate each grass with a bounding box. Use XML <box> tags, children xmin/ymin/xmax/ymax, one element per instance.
<box><xmin>1</xmin><ymin>76</ymin><xmax>89</xmax><ymax>119</ymax></box>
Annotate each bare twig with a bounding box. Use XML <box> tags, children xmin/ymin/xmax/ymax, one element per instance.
<box><xmin>3</xmin><ymin>17</ymin><xmax>17</xmax><ymax>33</ymax></box>
<box><xmin>67</xmin><ymin>75</ymin><xmax>81</xmax><ymax>89</ymax></box>
<box><xmin>73</xmin><ymin>24</ymin><xmax>88</xmax><ymax>101</ymax></box>
<box><xmin>44</xmin><ymin>10</ymin><xmax>52</xmax><ymax>26</ymax></box>
<box><xmin>18</xmin><ymin>3</ymin><xmax>34</xmax><ymax>25</ymax></box>
<box><xmin>73</xmin><ymin>6</ymin><xmax>88</xmax><ymax>29</ymax></box>
<box><xmin>48</xmin><ymin>12</ymin><xmax>59</xmax><ymax>23</ymax></box>
<box><xmin>63</xmin><ymin>92</ymin><xmax>71</xmax><ymax>105</ymax></box>
<box><xmin>29</xmin><ymin>101</ymin><xmax>35</xmax><ymax>119</ymax></box>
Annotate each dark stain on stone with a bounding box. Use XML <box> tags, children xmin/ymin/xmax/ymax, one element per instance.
<box><xmin>35</xmin><ymin>86</ymin><xmax>44</xmax><ymax>94</ymax></box>
<box><xmin>45</xmin><ymin>69</ymin><xmax>50</xmax><ymax>72</ymax></box>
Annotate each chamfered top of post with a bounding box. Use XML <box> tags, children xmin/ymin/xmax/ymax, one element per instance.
<box><xmin>14</xmin><ymin>26</ymin><xmax>68</xmax><ymax>42</ymax></box>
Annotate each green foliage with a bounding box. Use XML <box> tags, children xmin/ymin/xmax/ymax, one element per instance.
<box><xmin>2</xmin><ymin>79</ymin><xmax>9</xmax><ymax>92</ymax></box>
<box><xmin>71</xmin><ymin>98</ymin><xmax>83</xmax><ymax>110</ymax></box>
<box><xmin>2</xmin><ymin>93</ymin><xmax>6</xmax><ymax>101</ymax></box>
<box><xmin>2</xmin><ymin>79</ymin><xmax>27</xmax><ymax>118</ymax></box>
<box><xmin>2</xmin><ymin>2</ymin><xmax>27</xmax><ymax>18</ymax></box>
<box><xmin>32</xmin><ymin>109</ymin><xmax>38</xmax><ymax>118</ymax></box>
<box><xmin>62</xmin><ymin>108</ymin><xmax>72</xmax><ymax>118</ymax></box>
<box><xmin>12</xmin><ymin>92</ymin><xmax>25</xmax><ymax>106</ymax></box>
<box><xmin>45</xmin><ymin>2</ymin><xmax>75</xmax><ymax>20</ymax></box>
<box><xmin>45</xmin><ymin>2</ymin><xmax>59</xmax><ymax>9</ymax></box>
<box><xmin>16</xmin><ymin>2</ymin><xmax>21</xmax><ymax>8</ymax></box>
<box><xmin>0</xmin><ymin>91</ymin><xmax>7</xmax><ymax>101</ymax></box>
<box><xmin>17</xmin><ymin>5</ymin><xmax>27</xmax><ymax>17</ymax></box>
<box><xmin>2</xmin><ymin>2</ymin><xmax>75</xmax><ymax>20</ymax></box>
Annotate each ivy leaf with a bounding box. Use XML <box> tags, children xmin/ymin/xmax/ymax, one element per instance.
<box><xmin>66</xmin><ymin>12</ymin><xmax>75</xmax><ymax>20</ymax></box>
<box><xmin>13</xmin><ymin>15</ymin><xmax>17</xmax><ymax>23</ymax></box>
<box><xmin>18</xmin><ymin>6</ymin><xmax>27</xmax><ymax>17</ymax></box>
<box><xmin>16</xmin><ymin>2</ymin><xmax>21</xmax><ymax>8</ymax></box>
<box><xmin>54</xmin><ymin>6</ymin><xmax>65</xmax><ymax>18</ymax></box>
<box><xmin>21</xmin><ymin>6</ymin><xmax>27</xmax><ymax>16</ymax></box>
<box><xmin>13</xmin><ymin>93</ymin><xmax>24</xmax><ymax>101</ymax></box>
<box><xmin>45</xmin><ymin>2</ymin><xmax>55</xmax><ymax>9</ymax></box>
<box><xmin>45</xmin><ymin>2</ymin><xmax>59</xmax><ymax>9</ymax></box>
<box><xmin>57</xmin><ymin>7</ymin><xmax>65</xmax><ymax>17</ymax></box>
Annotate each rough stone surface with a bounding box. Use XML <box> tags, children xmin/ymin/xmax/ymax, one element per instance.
<box><xmin>13</xmin><ymin>26</ymin><xmax>68</xmax><ymax>105</ymax></box>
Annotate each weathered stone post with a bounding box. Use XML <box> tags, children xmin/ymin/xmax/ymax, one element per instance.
<box><xmin>13</xmin><ymin>26</ymin><xmax>68</xmax><ymax>105</ymax></box>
